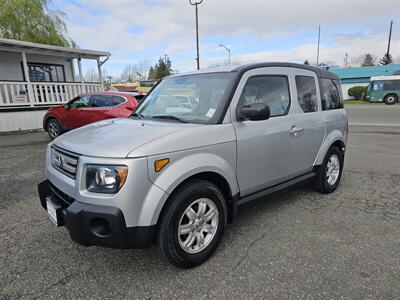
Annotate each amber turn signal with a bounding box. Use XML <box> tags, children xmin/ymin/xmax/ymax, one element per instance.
<box><xmin>154</xmin><ymin>159</ymin><xmax>169</xmax><ymax>172</ymax></box>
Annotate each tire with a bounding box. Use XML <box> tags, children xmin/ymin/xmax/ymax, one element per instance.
<box><xmin>383</xmin><ymin>94</ymin><xmax>398</xmax><ymax>105</ymax></box>
<box><xmin>46</xmin><ymin>118</ymin><xmax>62</xmax><ymax>140</ymax></box>
<box><xmin>157</xmin><ymin>179</ymin><xmax>227</xmax><ymax>268</ymax></box>
<box><xmin>313</xmin><ymin>146</ymin><xmax>344</xmax><ymax>193</ymax></box>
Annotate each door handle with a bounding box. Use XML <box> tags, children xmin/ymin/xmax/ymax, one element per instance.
<box><xmin>289</xmin><ymin>125</ymin><xmax>304</xmax><ymax>137</ymax></box>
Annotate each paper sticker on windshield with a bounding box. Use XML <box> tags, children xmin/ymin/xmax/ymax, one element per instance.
<box><xmin>206</xmin><ymin>108</ymin><xmax>216</xmax><ymax>118</ymax></box>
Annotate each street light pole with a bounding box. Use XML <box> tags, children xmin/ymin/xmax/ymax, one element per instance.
<box><xmin>189</xmin><ymin>0</ymin><xmax>203</xmax><ymax>70</ymax></box>
<box><xmin>316</xmin><ymin>25</ymin><xmax>321</xmax><ymax>67</ymax></box>
<box><xmin>219</xmin><ymin>44</ymin><xmax>231</xmax><ymax>64</ymax></box>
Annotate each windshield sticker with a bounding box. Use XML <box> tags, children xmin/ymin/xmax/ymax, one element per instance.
<box><xmin>206</xmin><ymin>108</ymin><xmax>216</xmax><ymax>118</ymax></box>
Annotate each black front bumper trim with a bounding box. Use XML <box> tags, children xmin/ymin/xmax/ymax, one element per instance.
<box><xmin>37</xmin><ymin>178</ymin><xmax>156</xmax><ymax>249</ymax></box>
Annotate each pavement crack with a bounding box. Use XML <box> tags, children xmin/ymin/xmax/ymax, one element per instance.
<box><xmin>229</xmin><ymin>232</ymin><xmax>266</xmax><ymax>273</ymax></box>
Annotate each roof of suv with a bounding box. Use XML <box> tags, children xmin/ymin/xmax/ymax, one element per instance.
<box><xmin>169</xmin><ymin>62</ymin><xmax>339</xmax><ymax>80</ymax></box>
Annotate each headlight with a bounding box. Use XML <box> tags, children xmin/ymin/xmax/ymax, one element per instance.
<box><xmin>86</xmin><ymin>165</ymin><xmax>128</xmax><ymax>194</ymax></box>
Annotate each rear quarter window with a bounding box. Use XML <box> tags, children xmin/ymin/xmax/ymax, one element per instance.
<box><xmin>112</xmin><ymin>96</ymin><xmax>126</xmax><ymax>106</ymax></box>
<box><xmin>321</xmin><ymin>78</ymin><xmax>343</xmax><ymax>110</ymax></box>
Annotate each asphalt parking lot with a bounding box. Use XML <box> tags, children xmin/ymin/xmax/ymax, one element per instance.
<box><xmin>1</xmin><ymin>104</ymin><xmax>400</xmax><ymax>299</ymax></box>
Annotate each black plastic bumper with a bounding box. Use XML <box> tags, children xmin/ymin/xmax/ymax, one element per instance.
<box><xmin>37</xmin><ymin>178</ymin><xmax>156</xmax><ymax>249</ymax></box>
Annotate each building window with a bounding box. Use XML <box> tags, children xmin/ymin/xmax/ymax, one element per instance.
<box><xmin>27</xmin><ymin>63</ymin><xmax>66</xmax><ymax>82</ymax></box>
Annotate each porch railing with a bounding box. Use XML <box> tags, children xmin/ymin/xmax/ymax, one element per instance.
<box><xmin>0</xmin><ymin>81</ymin><xmax>103</xmax><ymax>107</ymax></box>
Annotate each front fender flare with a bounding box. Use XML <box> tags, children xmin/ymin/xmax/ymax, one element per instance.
<box><xmin>139</xmin><ymin>152</ymin><xmax>238</xmax><ymax>226</ymax></box>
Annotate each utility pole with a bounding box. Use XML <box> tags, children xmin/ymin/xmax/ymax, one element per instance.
<box><xmin>316</xmin><ymin>25</ymin><xmax>321</xmax><ymax>67</ymax></box>
<box><xmin>386</xmin><ymin>20</ymin><xmax>393</xmax><ymax>56</ymax></box>
<box><xmin>189</xmin><ymin>0</ymin><xmax>203</xmax><ymax>70</ymax></box>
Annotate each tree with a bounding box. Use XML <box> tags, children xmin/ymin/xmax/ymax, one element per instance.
<box><xmin>148</xmin><ymin>67</ymin><xmax>155</xmax><ymax>80</ymax></box>
<box><xmin>148</xmin><ymin>56</ymin><xmax>172</xmax><ymax>80</ymax></box>
<box><xmin>361</xmin><ymin>53</ymin><xmax>375</xmax><ymax>66</ymax></box>
<box><xmin>304</xmin><ymin>59</ymin><xmax>310</xmax><ymax>65</ymax></box>
<box><xmin>120</xmin><ymin>60</ymin><xmax>150</xmax><ymax>82</ymax></box>
<box><xmin>0</xmin><ymin>0</ymin><xmax>76</xmax><ymax>47</ymax></box>
<box><xmin>379</xmin><ymin>53</ymin><xmax>394</xmax><ymax>65</ymax></box>
<box><xmin>85</xmin><ymin>68</ymin><xmax>98</xmax><ymax>82</ymax></box>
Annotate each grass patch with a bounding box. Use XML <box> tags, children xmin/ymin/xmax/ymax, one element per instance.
<box><xmin>344</xmin><ymin>100</ymin><xmax>380</xmax><ymax>105</ymax></box>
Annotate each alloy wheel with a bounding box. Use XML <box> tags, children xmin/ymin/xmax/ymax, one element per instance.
<box><xmin>326</xmin><ymin>154</ymin><xmax>340</xmax><ymax>185</ymax></box>
<box><xmin>48</xmin><ymin>121</ymin><xmax>59</xmax><ymax>139</ymax></box>
<box><xmin>177</xmin><ymin>198</ymin><xmax>219</xmax><ymax>254</ymax></box>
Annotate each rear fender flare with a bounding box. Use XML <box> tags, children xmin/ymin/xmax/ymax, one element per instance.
<box><xmin>314</xmin><ymin>130</ymin><xmax>346</xmax><ymax>165</ymax></box>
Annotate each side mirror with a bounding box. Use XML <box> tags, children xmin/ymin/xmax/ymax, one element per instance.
<box><xmin>238</xmin><ymin>103</ymin><xmax>270</xmax><ymax>121</ymax></box>
<box><xmin>63</xmin><ymin>103</ymin><xmax>69</xmax><ymax>109</ymax></box>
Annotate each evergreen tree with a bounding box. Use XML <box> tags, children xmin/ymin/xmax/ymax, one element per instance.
<box><xmin>379</xmin><ymin>53</ymin><xmax>394</xmax><ymax>65</ymax></box>
<box><xmin>361</xmin><ymin>53</ymin><xmax>375</xmax><ymax>66</ymax></box>
<box><xmin>303</xmin><ymin>59</ymin><xmax>310</xmax><ymax>65</ymax></box>
<box><xmin>148</xmin><ymin>56</ymin><xmax>172</xmax><ymax>80</ymax></box>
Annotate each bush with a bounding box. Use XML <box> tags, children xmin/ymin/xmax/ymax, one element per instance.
<box><xmin>348</xmin><ymin>86</ymin><xmax>368</xmax><ymax>99</ymax></box>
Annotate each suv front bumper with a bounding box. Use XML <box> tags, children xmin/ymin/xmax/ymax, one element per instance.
<box><xmin>37</xmin><ymin>178</ymin><xmax>156</xmax><ymax>249</ymax></box>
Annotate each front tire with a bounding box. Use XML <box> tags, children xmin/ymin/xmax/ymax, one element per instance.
<box><xmin>157</xmin><ymin>179</ymin><xmax>227</xmax><ymax>268</ymax></box>
<box><xmin>383</xmin><ymin>94</ymin><xmax>398</xmax><ymax>105</ymax></box>
<box><xmin>313</xmin><ymin>146</ymin><xmax>344</xmax><ymax>193</ymax></box>
<box><xmin>46</xmin><ymin>118</ymin><xmax>62</xmax><ymax>140</ymax></box>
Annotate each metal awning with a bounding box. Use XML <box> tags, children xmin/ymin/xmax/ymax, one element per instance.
<box><xmin>0</xmin><ymin>38</ymin><xmax>110</xmax><ymax>60</ymax></box>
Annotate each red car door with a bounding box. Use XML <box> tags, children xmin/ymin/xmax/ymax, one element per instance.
<box><xmin>109</xmin><ymin>95</ymin><xmax>137</xmax><ymax>118</ymax></box>
<box><xmin>63</xmin><ymin>95</ymin><xmax>92</xmax><ymax>128</ymax></box>
<box><xmin>89</xmin><ymin>94</ymin><xmax>115</xmax><ymax>122</ymax></box>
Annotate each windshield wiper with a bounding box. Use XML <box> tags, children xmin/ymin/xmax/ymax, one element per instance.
<box><xmin>152</xmin><ymin>115</ymin><xmax>188</xmax><ymax>123</ymax></box>
<box><xmin>131</xmin><ymin>112</ymin><xmax>144</xmax><ymax>119</ymax></box>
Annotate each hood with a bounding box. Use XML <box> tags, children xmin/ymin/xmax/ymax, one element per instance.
<box><xmin>53</xmin><ymin>118</ymin><xmax>189</xmax><ymax>158</ymax></box>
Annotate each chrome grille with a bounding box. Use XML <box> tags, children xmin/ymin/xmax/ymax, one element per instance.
<box><xmin>51</xmin><ymin>146</ymin><xmax>79</xmax><ymax>178</ymax></box>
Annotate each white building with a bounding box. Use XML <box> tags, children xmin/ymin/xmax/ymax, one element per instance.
<box><xmin>0</xmin><ymin>39</ymin><xmax>110</xmax><ymax>132</ymax></box>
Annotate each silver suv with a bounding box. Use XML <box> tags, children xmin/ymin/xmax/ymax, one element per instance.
<box><xmin>38</xmin><ymin>63</ymin><xmax>348</xmax><ymax>268</ymax></box>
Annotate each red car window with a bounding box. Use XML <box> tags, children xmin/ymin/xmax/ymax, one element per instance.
<box><xmin>112</xmin><ymin>95</ymin><xmax>126</xmax><ymax>106</ymax></box>
<box><xmin>91</xmin><ymin>95</ymin><xmax>113</xmax><ymax>107</ymax></box>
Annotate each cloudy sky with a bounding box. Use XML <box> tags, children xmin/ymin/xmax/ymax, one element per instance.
<box><xmin>54</xmin><ymin>0</ymin><xmax>400</xmax><ymax>76</ymax></box>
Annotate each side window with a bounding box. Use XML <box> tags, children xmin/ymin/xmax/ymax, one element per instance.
<box><xmin>373</xmin><ymin>81</ymin><xmax>383</xmax><ymax>91</ymax></box>
<box><xmin>69</xmin><ymin>95</ymin><xmax>91</xmax><ymax>108</ymax></box>
<box><xmin>295</xmin><ymin>76</ymin><xmax>318</xmax><ymax>113</ymax></box>
<box><xmin>321</xmin><ymin>78</ymin><xmax>341</xmax><ymax>110</ymax></box>
<box><xmin>384</xmin><ymin>80</ymin><xmax>400</xmax><ymax>90</ymax></box>
<box><xmin>91</xmin><ymin>95</ymin><xmax>113</xmax><ymax>107</ymax></box>
<box><xmin>112</xmin><ymin>96</ymin><xmax>125</xmax><ymax>106</ymax></box>
<box><xmin>239</xmin><ymin>76</ymin><xmax>290</xmax><ymax>117</ymax></box>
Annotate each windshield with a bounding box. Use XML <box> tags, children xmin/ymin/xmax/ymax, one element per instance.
<box><xmin>134</xmin><ymin>73</ymin><xmax>234</xmax><ymax>124</ymax></box>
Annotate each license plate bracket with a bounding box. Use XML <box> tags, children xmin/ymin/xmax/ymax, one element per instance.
<box><xmin>46</xmin><ymin>197</ymin><xmax>62</xmax><ymax>226</ymax></box>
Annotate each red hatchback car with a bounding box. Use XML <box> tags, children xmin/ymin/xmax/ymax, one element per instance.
<box><xmin>43</xmin><ymin>92</ymin><xmax>140</xmax><ymax>139</ymax></box>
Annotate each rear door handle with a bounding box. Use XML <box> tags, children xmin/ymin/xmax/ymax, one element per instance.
<box><xmin>289</xmin><ymin>125</ymin><xmax>304</xmax><ymax>137</ymax></box>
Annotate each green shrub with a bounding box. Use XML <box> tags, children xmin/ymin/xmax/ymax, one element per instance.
<box><xmin>348</xmin><ymin>86</ymin><xmax>368</xmax><ymax>99</ymax></box>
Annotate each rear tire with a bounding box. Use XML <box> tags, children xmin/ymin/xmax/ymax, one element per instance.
<box><xmin>313</xmin><ymin>146</ymin><xmax>343</xmax><ymax>193</ymax></box>
<box><xmin>46</xmin><ymin>118</ymin><xmax>62</xmax><ymax>140</ymax></box>
<box><xmin>383</xmin><ymin>94</ymin><xmax>398</xmax><ymax>105</ymax></box>
<box><xmin>157</xmin><ymin>179</ymin><xmax>227</xmax><ymax>268</ymax></box>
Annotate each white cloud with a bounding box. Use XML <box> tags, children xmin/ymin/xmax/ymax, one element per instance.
<box><xmin>58</xmin><ymin>0</ymin><xmax>400</xmax><ymax>73</ymax></box>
